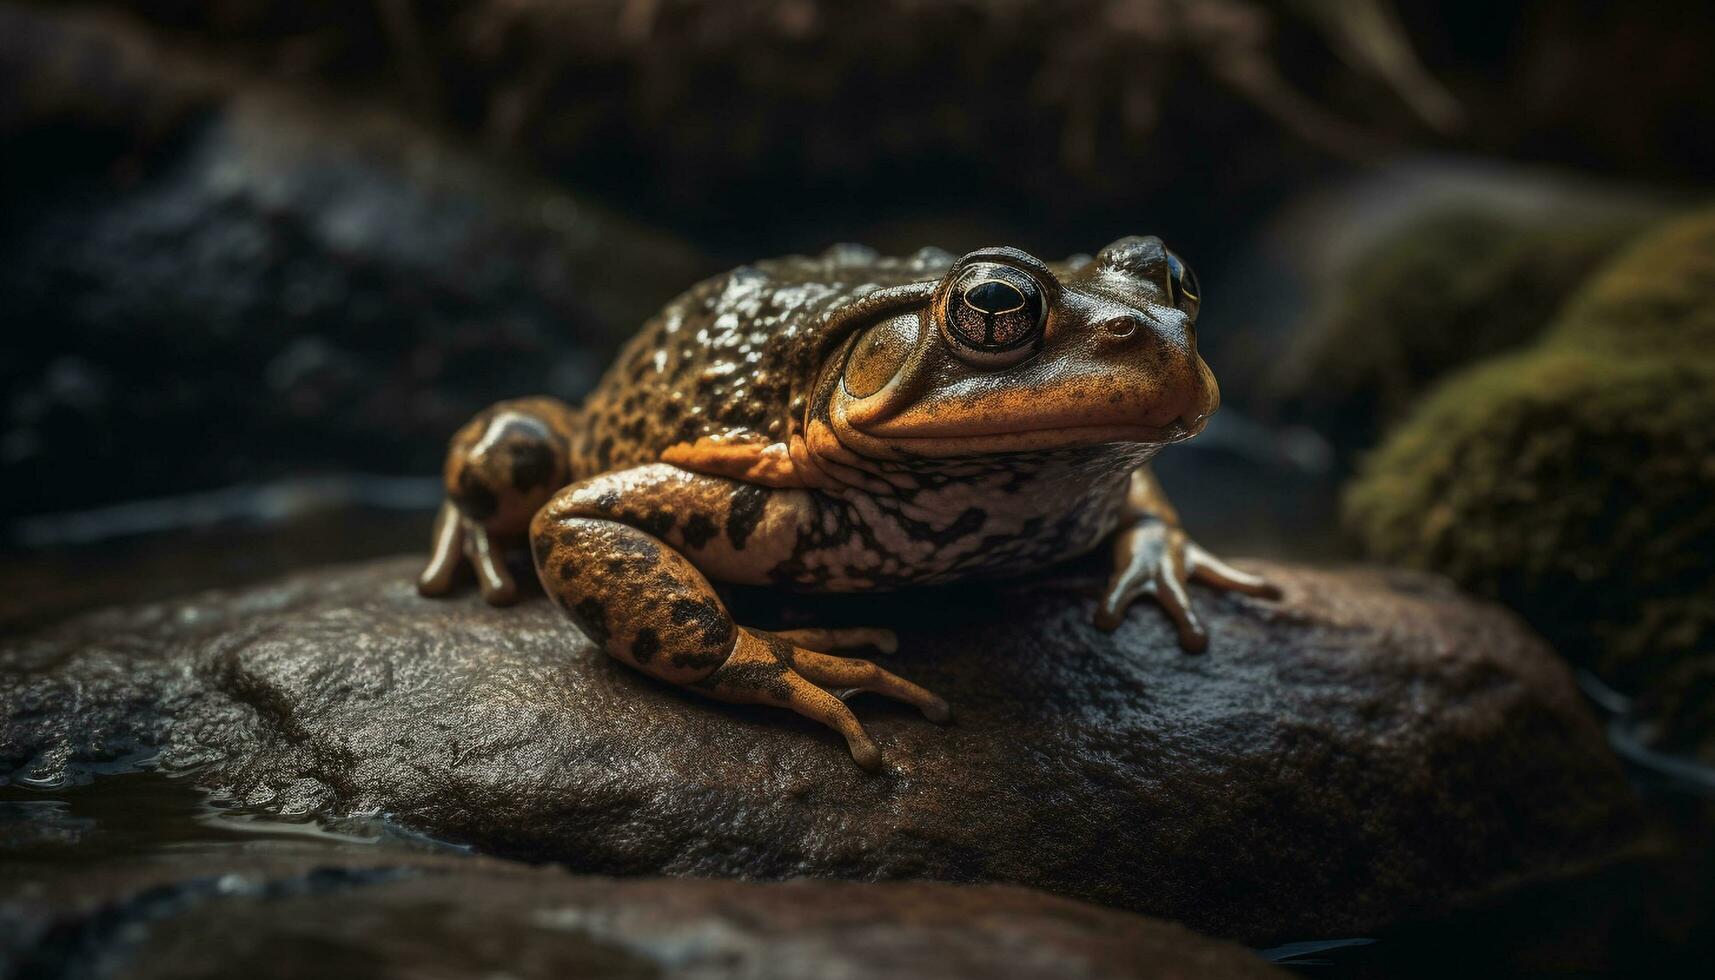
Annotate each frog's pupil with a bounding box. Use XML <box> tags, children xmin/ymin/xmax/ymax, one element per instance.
<box><xmin>965</xmin><ymin>280</ymin><xmax>1025</xmax><ymax>314</ymax></box>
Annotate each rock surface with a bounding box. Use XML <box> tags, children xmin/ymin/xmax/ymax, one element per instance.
<box><xmin>0</xmin><ymin>847</ymin><xmax>1289</xmax><ymax>980</ymax></box>
<box><xmin>0</xmin><ymin>555</ymin><xmax>1645</xmax><ymax>944</ymax></box>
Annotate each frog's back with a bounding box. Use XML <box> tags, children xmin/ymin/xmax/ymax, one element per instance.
<box><xmin>571</xmin><ymin>245</ymin><xmax>954</xmax><ymax>477</ymax></box>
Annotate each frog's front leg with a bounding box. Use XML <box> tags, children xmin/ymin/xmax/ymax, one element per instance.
<box><xmin>1095</xmin><ymin>466</ymin><xmax>1280</xmax><ymax>650</ymax></box>
<box><xmin>418</xmin><ymin>397</ymin><xmax>579</xmax><ymax>605</ymax></box>
<box><xmin>529</xmin><ymin>464</ymin><xmax>949</xmax><ymax>770</ymax></box>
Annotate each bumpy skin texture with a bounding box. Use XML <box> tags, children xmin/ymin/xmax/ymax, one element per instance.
<box><xmin>420</xmin><ymin>239</ymin><xmax>1277</xmax><ymax>768</ymax></box>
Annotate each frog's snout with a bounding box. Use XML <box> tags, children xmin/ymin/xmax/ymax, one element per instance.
<box><xmin>1083</xmin><ymin>306</ymin><xmax>1220</xmax><ymax>439</ymax></box>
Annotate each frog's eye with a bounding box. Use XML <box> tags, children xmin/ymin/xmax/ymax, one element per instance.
<box><xmin>1165</xmin><ymin>250</ymin><xmax>1200</xmax><ymax>316</ymax></box>
<box><xmin>941</xmin><ymin>265</ymin><xmax>1045</xmax><ymax>367</ymax></box>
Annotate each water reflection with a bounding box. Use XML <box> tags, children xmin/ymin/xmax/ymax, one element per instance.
<box><xmin>0</xmin><ymin>757</ymin><xmax>463</xmax><ymax>866</ymax></box>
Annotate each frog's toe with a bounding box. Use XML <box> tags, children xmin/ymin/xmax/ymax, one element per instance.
<box><xmin>698</xmin><ymin>630</ymin><xmax>891</xmax><ymax>769</ymax></box>
<box><xmin>1096</xmin><ymin>553</ymin><xmax>1209</xmax><ymax>652</ymax></box>
<box><xmin>417</xmin><ymin>500</ymin><xmax>522</xmax><ymax>604</ymax></box>
<box><xmin>696</xmin><ymin>628</ymin><xmax>948</xmax><ymax>769</ymax></box>
<box><xmin>1159</xmin><ymin>588</ymin><xmax>1209</xmax><ymax>653</ymax></box>
<box><xmin>775</xmin><ymin>676</ymin><xmax>884</xmax><ymax>771</ymax></box>
<box><xmin>1094</xmin><ymin>563</ymin><xmax>1144</xmax><ymax>632</ymax></box>
<box><xmin>790</xmin><ymin>648</ymin><xmax>951</xmax><ymax>723</ymax></box>
<box><xmin>455</xmin><ymin>517</ymin><xmax>518</xmax><ymax>605</ymax></box>
<box><xmin>1187</xmin><ymin>545</ymin><xmax>1281</xmax><ymax>599</ymax></box>
<box><xmin>418</xmin><ymin>501</ymin><xmax>466</xmax><ymax>597</ymax></box>
<box><xmin>470</xmin><ymin>547</ymin><xmax>518</xmax><ymax>606</ymax></box>
<box><xmin>772</xmin><ymin>626</ymin><xmax>899</xmax><ymax>655</ymax></box>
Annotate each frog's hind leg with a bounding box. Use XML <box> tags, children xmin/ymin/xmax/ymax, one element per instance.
<box><xmin>529</xmin><ymin>467</ymin><xmax>947</xmax><ymax>770</ymax></box>
<box><xmin>418</xmin><ymin>396</ymin><xmax>580</xmax><ymax>604</ymax></box>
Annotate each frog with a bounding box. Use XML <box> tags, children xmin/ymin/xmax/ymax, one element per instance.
<box><xmin>417</xmin><ymin>237</ymin><xmax>1278</xmax><ymax>770</ymax></box>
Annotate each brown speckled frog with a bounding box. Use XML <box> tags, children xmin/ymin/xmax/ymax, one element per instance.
<box><xmin>418</xmin><ymin>238</ymin><xmax>1278</xmax><ymax>769</ymax></box>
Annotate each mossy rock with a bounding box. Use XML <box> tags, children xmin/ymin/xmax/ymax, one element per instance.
<box><xmin>1345</xmin><ymin>350</ymin><xmax>1715</xmax><ymax>685</ymax></box>
<box><xmin>1549</xmin><ymin>204</ymin><xmax>1715</xmax><ymax>356</ymax></box>
<box><xmin>1345</xmin><ymin>206</ymin><xmax>1715</xmax><ymax>689</ymax></box>
<box><xmin>1265</xmin><ymin>206</ymin><xmax>1657</xmax><ymax>455</ymax></box>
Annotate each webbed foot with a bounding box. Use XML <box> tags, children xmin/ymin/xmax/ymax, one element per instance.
<box><xmin>704</xmin><ymin>627</ymin><xmax>947</xmax><ymax>771</ymax></box>
<box><xmin>417</xmin><ymin>500</ymin><xmax>521</xmax><ymax>605</ymax></box>
<box><xmin>1096</xmin><ymin>517</ymin><xmax>1279</xmax><ymax>651</ymax></box>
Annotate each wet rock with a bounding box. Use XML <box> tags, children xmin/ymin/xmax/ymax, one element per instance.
<box><xmin>1</xmin><ymin>555</ymin><xmax>1645</xmax><ymax>944</ymax></box>
<box><xmin>1</xmin><ymin>847</ymin><xmax>1288</xmax><ymax>980</ymax></box>
<box><xmin>0</xmin><ymin>4</ymin><xmax>709</xmax><ymax>518</ymax></box>
<box><xmin>1345</xmin><ymin>205</ymin><xmax>1715</xmax><ymax>692</ymax></box>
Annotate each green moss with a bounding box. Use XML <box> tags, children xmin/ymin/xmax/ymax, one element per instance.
<box><xmin>1345</xmin><ymin>206</ymin><xmax>1715</xmax><ymax>688</ymax></box>
<box><xmin>1267</xmin><ymin>207</ymin><xmax>1655</xmax><ymax>451</ymax></box>
<box><xmin>1549</xmin><ymin>206</ymin><xmax>1715</xmax><ymax>356</ymax></box>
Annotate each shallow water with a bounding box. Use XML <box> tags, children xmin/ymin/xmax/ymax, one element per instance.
<box><xmin>0</xmin><ymin>757</ymin><xmax>461</xmax><ymax>869</ymax></box>
<box><xmin>4</xmin><ymin>764</ymin><xmax>1394</xmax><ymax>971</ymax></box>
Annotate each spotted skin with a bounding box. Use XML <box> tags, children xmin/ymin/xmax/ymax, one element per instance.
<box><xmin>421</xmin><ymin>240</ymin><xmax>1279</xmax><ymax>769</ymax></box>
<box><xmin>528</xmin><ymin>509</ymin><xmax>735</xmax><ymax>683</ymax></box>
<box><xmin>570</xmin><ymin>245</ymin><xmax>956</xmax><ymax>476</ymax></box>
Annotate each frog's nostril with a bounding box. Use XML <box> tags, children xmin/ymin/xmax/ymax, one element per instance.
<box><xmin>1102</xmin><ymin>315</ymin><xmax>1142</xmax><ymax>339</ymax></box>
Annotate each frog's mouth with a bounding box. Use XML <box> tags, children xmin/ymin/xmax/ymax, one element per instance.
<box><xmin>832</xmin><ymin>409</ymin><xmax>1202</xmax><ymax>458</ymax></box>
<box><xmin>827</xmin><ymin>366</ymin><xmax>1216</xmax><ymax>459</ymax></box>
